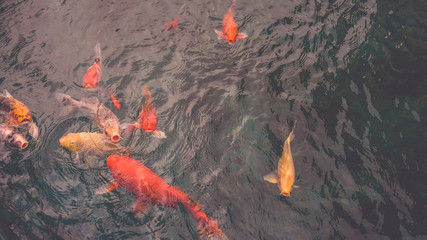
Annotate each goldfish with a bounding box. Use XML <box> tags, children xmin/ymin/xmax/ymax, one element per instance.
<box><xmin>83</xmin><ymin>43</ymin><xmax>102</xmax><ymax>89</ymax></box>
<box><xmin>214</xmin><ymin>0</ymin><xmax>247</xmax><ymax>44</ymax></box>
<box><xmin>264</xmin><ymin>122</ymin><xmax>297</xmax><ymax>196</ymax></box>
<box><xmin>109</xmin><ymin>91</ymin><xmax>121</xmax><ymax>110</ymax></box>
<box><xmin>164</xmin><ymin>16</ymin><xmax>179</xmax><ymax>32</ymax></box>
<box><xmin>0</xmin><ymin>89</ymin><xmax>38</xmax><ymax>139</ymax></box>
<box><xmin>0</xmin><ymin>124</ymin><xmax>28</xmax><ymax>150</ymax></box>
<box><xmin>99</xmin><ymin>154</ymin><xmax>225</xmax><ymax>239</ymax></box>
<box><xmin>60</xmin><ymin>132</ymin><xmax>127</xmax><ymax>161</ymax></box>
<box><xmin>56</xmin><ymin>93</ymin><xmax>121</xmax><ymax>142</ymax></box>
<box><xmin>125</xmin><ymin>87</ymin><xmax>166</xmax><ymax>139</ymax></box>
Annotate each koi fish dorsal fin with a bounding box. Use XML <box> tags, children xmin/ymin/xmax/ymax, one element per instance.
<box><xmin>264</xmin><ymin>172</ymin><xmax>278</xmax><ymax>184</ymax></box>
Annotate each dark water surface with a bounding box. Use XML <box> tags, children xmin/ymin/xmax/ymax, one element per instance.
<box><xmin>1</xmin><ymin>0</ymin><xmax>426</xmax><ymax>239</ymax></box>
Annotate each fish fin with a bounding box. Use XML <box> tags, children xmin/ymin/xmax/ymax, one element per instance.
<box><xmin>215</xmin><ymin>29</ymin><xmax>225</xmax><ymax>39</ymax></box>
<box><xmin>293</xmin><ymin>185</ymin><xmax>299</xmax><ymax>188</ymax></box>
<box><xmin>263</xmin><ymin>172</ymin><xmax>278</xmax><ymax>184</ymax></box>
<box><xmin>121</xmin><ymin>122</ymin><xmax>138</xmax><ymax>133</ymax></box>
<box><xmin>73</xmin><ymin>152</ymin><xmax>80</xmax><ymax>162</ymax></box>
<box><xmin>237</xmin><ymin>32</ymin><xmax>247</xmax><ymax>39</ymax></box>
<box><xmin>95</xmin><ymin>182</ymin><xmax>119</xmax><ymax>195</ymax></box>
<box><xmin>28</xmin><ymin>122</ymin><xmax>39</xmax><ymax>140</ymax></box>
<box><xmin>152</xmin><ymin>130</ymin><xmax>166</xmax><ymax>139</ymax></box>
<box><xmin>0</xmin><ymin>89</ymin><xmax>12</xmax><ymax>98</ymax></box>
<box><xmin>134</xmin><ymin>199</ymin><xmax>148</xmax><ymax>217</ymax></box>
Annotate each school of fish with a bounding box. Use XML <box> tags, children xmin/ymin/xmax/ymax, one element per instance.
<box><xmin>0</xmin><ymin>1</ymin><xmax>301</xmax><ymax>239</ymax></box>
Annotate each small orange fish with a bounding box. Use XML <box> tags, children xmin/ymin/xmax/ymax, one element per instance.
<box><xmin>125</xmin><ymin>87</ymin><xmax>166</xmax><ymax>138</ymax></box>
<box><xmin>99</xmin><ymin>154</ymin><xmax>224</xmax><ymax>239</ymax></box>
<box><xmin>83</xmin><ymin>43</ymin><xmax>102</xmax><ymax>89</ymax></box>
<box><xmin>164</xmin><ymin>16</ymin><xmax>179</xmax><ymax>32</ymax></box>
<box><xmin>109</xmin><ymin>92</ymin><xmax>121</xmax><ymax>110</ymax></box>
<box><xmin>215</xmin><ymin>0</ymin><xmax>247</xmax><ymax>44</ymax></box>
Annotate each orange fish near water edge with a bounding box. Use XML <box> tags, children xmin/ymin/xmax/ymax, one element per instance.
<box><xmin>83</xmin><ymin>43</ymin><xmax>102</xmax><ymax>89</ymax></box>
<box><xmin>0</xmin><ymin>90</ymin><xmax>38</xmax><ymax>139</ymax></box>
<box><xmin>264</xmin><ymin>121</ymin><xmax>297</xmax><ymax>196</ymax></box>
<box><xmin>215</xmin><ymin>0</ymin><xmax>247</xmax><ymax>44</ymax></box>
<box><xmin>125</xmin><ymin>86</ymin><xmax>166</xmax><ymax>138</ymax></box>
<box><xmin>163</xmin><ymin>16</ymin><xmax>179</xmax><ymax>32</ymax></box>
<box><xmin>99</xmin><ymin>154</ymin><xmax>225</xmax><ymax>239</ymax></box>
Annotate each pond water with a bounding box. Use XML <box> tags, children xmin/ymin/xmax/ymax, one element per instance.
<box><xmin>0</xmin><ymin>0</ymin><xmax>426</xmax><ymax>239</ymax></box>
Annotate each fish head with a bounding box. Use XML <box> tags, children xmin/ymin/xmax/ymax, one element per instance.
<box><xmin>105</xmin><ymin>127</ymin><xmax>121</xmax><ymax>142</ymax></box>
<box><xmin>281</xmin><ymin>191</ymin><xmax>291</xmax><ymax>197</ymax></box>
<box><xmin>8</xmin><ymin>133</ymin><xmax>28</xmax><ymax>149</ymax></box>
<box><xmin>226</xmin><ymin>29</ymin><xmax>237</xmax><ymax>44</ymax></box>
<box><xmin>59</xmin><ymin>133</ymin><xmax>80</xmax><ymax>152</ymax></box>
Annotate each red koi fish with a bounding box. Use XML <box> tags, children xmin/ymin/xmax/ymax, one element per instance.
<box><xmin>109</xmin><ymin>91</ymin><xmax>121</xmax><ymax>110</ymax></box>
<box><xmin>101</xmin><ymin>154</ymin><xmax>225</xmax><ymax>239</ymax></box>
<box><xmin>83</xmin><ymin>43</ymin><xmax>102</xmax><ymax>89</ymax></box>
<box><xmin>164</xmin><ymin>16</ymin><xmax>179</xmax><ymax>32</ymax></box>
<box><xmin>215</xmin><ymin>0</ymin><xmax>247</xmax><ymax>44</ymax></box>
<box><xmin>125</xmin><ymin>86</ymin><xmax>166</xmax><ymax>138</ymax></box>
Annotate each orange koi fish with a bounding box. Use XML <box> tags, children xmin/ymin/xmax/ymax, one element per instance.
<box><xmin>109</xmin><ymin>91</ymin><xmax>121</xmax><ymax>110</ymax></box>
<box><xmin>83</xmin><ymin>43</ymin><xmax>102</xmax><ymax>89</ymax></box>
<box><xmin>264</xmin><ymin>122</ymin><xmax>297</xmax><ymax>196</ymax></box>
<box><xmin>99</xmin><ymin>154</ymin><xmax>225</xmax><ymax>239</ymax></box>
<box><xmin>125</xmin><ymin>87</ymin><xmax>166</xmax><ymax>138</ymax></box>
<box><xmin>0</xmin><ymin>90</ymin><xmax>38</xmax><ymax>139</ymax></box>
<box><xmin>214</xmin><ymin>0</ymin><xmax>247</xmax><ymax>44</ymax></box>
<box><xmin>164</xmin><ymin>16</ymin><xmax>179</xmax><ymax>32</ymax></box>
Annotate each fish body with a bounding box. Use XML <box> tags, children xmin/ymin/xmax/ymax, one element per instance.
<box><xmin>0</xmin><ymin>90</ymin><xmax>38</xmax><ymax>139</ymax></box>
<box><xmin>215</xmin><ymin>1</ymin><xmax>247</xmax><ymax>44</ymax></box>
<box><xmin>0</xmin><ymin>124</ymin><xmax>28</xmax><ymax>149</ymax></box>
<box><xmin>264</xmin><ymin>123</ymin><xmax>296</xmax><ymax>196</ymax></box>
<box><xmin>109</xmin><ymin>92</ymin><xmax>121</xmax><ymax>110</ymax></box>
<box><xmin>104</xmin><ymin>154</ymin><xmax>224</xmax><ymax>239</ymax></box>
<box><xmin>56</xmin><ymin>93</ymin><xmax>121</xmax><ymax>142</ymax></box>
<box><xmin>59</xmin><ymin>132</ymin><xmax>125</xmax><ymax>154</ymax></box>
<box><xmin>126</xmin><ymin>87</ymin><xmax>165</xmax><ymax>138</ymax></box>
<box><xmin>83</xmin><ymin>43</ymin><xmax>102</xmax><ymax>89</ymax></box>
<box><xmin>164</xmin><ymin>17</ymin><xmax>179</xmax><ymax>32</ymax></box>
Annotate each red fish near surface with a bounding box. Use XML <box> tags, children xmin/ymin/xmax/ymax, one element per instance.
<box><xmin>109</xmin><ymin>91</ymin><xmax>121</xmax><ymax>110</ymax></box>
<box><xmin>125</xmin><ymin>86</ymin><xmax>166</xmax><ymax>138</ymax></box>
<box><xmin>83</xmin><ymin>43</ymin><xmax>102</xmax><ymax>89</ymax></box>
<box><xmin>215</xmin><ymin>0</ymin><xmax>247</xmax><ymax>44</ymax></box>
<box><xmin>164</xmin><ymin>16</ymin><xmax>179</xmax><ymax>32</ymax></box>
<box><xmin>101</xmin><ymin>154</ymin><xmax>225</xmax><ymax>239</ymax></box>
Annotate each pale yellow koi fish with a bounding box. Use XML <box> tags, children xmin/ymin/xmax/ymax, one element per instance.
<box><xmin>264</xmin><ymin>122</ymin><xmax>297</xmax><ymax>196</ymax></box>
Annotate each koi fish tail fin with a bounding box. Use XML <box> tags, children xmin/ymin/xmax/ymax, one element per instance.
<box><xmin>28</xmin><ymin>122</ymin><xmax>39</xmax><ymax>140</ymax></box>
<box><xmin>152</xmin><ymin>130</ymin><xmax>166</xmax><ymax>139</ymax></box>
<box><xmin>55</xmin><ymin>93</ymin><xmax>80</xmax><ymax>116</ymax></box>
<box><xmin>94</xmin><ymin>42</ymin><xmax>101</xmax><ymax>61</ymax></box>
<box><xmin>289</xmin><ymin>120</ymin><xmax>297</xmax><ymax>142</ymax></box>
<box><xmin>0</xmin><ymin>89</ymin><xmax>12</xmax><ymax>98</ymax></box>
<box><xmin>142</xmin><ymin>86</ymin><xmax>152</xmax><ymax>102</ymax></box>
<box><xmin>214</xmin><ymin>29</ymin><xmax>226</xmax><ymax>39</ymax></box>
<box><xmin>228</xmin><ymin>0</ymin><xmax>236</xmax><ymax>14</ymax></box>
<box><xmin>197</xmin><ymin>217</ymin><xmax>225</xmax><ymax>240</ymax></box>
